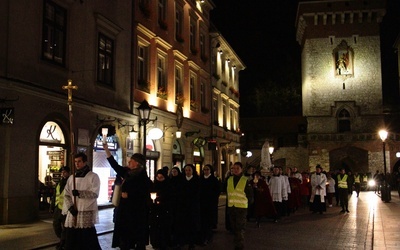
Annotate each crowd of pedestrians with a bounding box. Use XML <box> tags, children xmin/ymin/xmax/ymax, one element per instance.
<box><xmin>49</xmin><ymin>145</ymin><xmax>400</xmax><ymax>250</ymax></box>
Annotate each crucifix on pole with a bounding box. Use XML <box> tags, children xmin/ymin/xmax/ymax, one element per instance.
<box><xmin>62</xmin><ymin>79</ymin><xmax>78</xmax><ymax>207</ymax></box>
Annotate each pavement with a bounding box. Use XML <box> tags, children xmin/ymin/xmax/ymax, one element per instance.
<box><xmin>1</xmin><ymin>191</ymin><xmax>400</xmax><ymax>250</ymax></box>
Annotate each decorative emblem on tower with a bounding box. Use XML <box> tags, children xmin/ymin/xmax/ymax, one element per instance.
<box><xmin>334</xmin><ymin>40</ymin><xmax>354</xmax><ymax>77</ymax></box>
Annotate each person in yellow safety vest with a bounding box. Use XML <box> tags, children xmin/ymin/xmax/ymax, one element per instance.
<box><xmin>226</xmin><ymin>162</ymin><xmax>254</xmax><ymax>250</ymax></box>
<box><xmin>353</xmin><ymin>172</ymin><xmax>361</xmax><ymax>197</ymax></box>
<box><xmin>50</xmin><ymin>166</ymin><xmax>70</xmax><ymax>250</ymax></box>
<box><xmin>337</xmin><ymin>168</ymin><xmax>350</xmax><ymax>213</ymax></box>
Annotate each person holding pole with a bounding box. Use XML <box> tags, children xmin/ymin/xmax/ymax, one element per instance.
<box><xmin>49</xmin><ymin>166</ymin><xmax>70</xmax><ymax>250</ymax></box>
<box><xmin>103</xmin><ymin>142</ymin><xmax>151</xmax><ymax>250</ymax></box>
<box><xmin>62</xmin><ymin>152</ymin><xmax>101</xmax><ymax>250</ymax></box>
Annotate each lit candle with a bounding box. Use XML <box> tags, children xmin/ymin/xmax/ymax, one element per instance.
<box><xmin>150</xmin><ymin>192</ymin><xmax>157</xmax><ymax>203</ymax></box>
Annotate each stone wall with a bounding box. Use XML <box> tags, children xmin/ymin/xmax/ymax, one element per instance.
<box><xmin>302</xmin><ymin>36</ymin><xmax>382</xmax><ymax>118</ymax></box>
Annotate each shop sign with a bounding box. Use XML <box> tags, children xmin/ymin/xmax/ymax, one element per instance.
<box><xmin>1</xmin><ymin>108</ymin><xmax>14</xmax><ymax>124</ymax></box>
<box><xmin>94</xmin><ymin>141</ymin><xmax>118</xmax><ymax>150</ymax></box>
<box><xmin>146</xmin><ymin>150</ymin><xmax>160</xmax><ymax>159</ymax></box>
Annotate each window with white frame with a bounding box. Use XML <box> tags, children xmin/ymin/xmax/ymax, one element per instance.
<box><xmin>233</xmin><ymin>108</ymin><xmax>238</xmax><ymax>131</ymax></box>
<box><xmin>137</xmin><ymin>44</ymin><xmax>149</xmax><ymax>92</ymax></box>
<box><xmin>175</xmin><ymin>65</ymin><xmax>183</xmax><ymax>104</ymax></box>
<box><xmin>230</xmin><ymin>107</ymin><xmax>234</xmax><ymax>131</ymax></box>
<box><xmin>213</xmin><ymin>97</ymin><xmax>218</xmax><ymax>125</ymax></box>
<box><xmin>222</xmin><ymin>99</ymin><xmax>227</xmax><ymax>127</ymax></box>
<box><xmin>157</xmin><ymin>56</ymin><xmax>167</xmax><ymax>99</ymax></box>
<box><xmin>190</xmin><ymin>75</ymin><xmax>197</xmax><ymax>110</ymax></box>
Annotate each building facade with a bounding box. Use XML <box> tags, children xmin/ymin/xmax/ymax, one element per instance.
<box><xmin>1</xmin><ymin>0</ymin><xmax>135</xmax><ymax>225</ymax></box>
<box><xmin>241</xmin><ymin>0</ymin><xmax>400</xmax><ymax>177</ymax></box>
<box><xmin>296</xmin><ymin>0</ymin><xmax>400</xmax><ymax>173</ymax></box>
<box><xmin>210</xmin><ymin>32</ymin><xmax>245</xmax><ymax>180</ymax></box>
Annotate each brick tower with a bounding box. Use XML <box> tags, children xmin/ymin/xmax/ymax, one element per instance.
<box><xmin>295</xmin><ymin>0</ymin><xmax>394</xmax><ymax>174</ymax></box>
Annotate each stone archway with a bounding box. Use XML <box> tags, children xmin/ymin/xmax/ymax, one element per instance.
<box><xmin>329</xmin><ymin>146</ymin><xmax>368</xmax><ymax>173</ymax></box>
<box><xmin>393</xmin><ymin>159</ymin><xmax>400</xmax><ymax>173</ymax></box>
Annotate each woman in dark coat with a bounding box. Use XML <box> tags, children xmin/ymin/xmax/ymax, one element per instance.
<box><xmin>288</xmin><ymin>168</ymin><xmax>302</xmax><ymax>213</ymax></box>
<box><xmin>149</xmin><ymin>169</ymin><xmax>173</xmax><ymax>250</ymax></box>
<box><xmin>199</xmin><ymin>164</ymin><xmax>220</xmax><ymax>245</ymax></box>
<box><xmin>169</xmin><ymin>166</ymin><xmax>182</xmax><ymax>248</ymax></box>
<box><xmin>176</xmin><ymin>164</ymin><xmax>201</xmax><ymax>249</ymax></box>
<box><xmin>250</xmin><ymin>171</ymin><xmax>277</xmax><ymax>226</ymax></box>
<box><xmin>104</xmin><ymin>144</ymin><xmax>151</xmax><ymax>250</ymax></box>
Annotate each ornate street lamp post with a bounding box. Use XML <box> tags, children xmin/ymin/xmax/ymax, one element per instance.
<box><xmin>378</xmin><ymin>129</ymin><xmax>391</xmax><ymax>202</ymax></box>
<box><xmin>137</xmin><ymin>100</ymin><xmax>152</xmax><ymax>156</ymax></box>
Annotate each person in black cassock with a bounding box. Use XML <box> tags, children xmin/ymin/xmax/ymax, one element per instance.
<box><xmin>104</xmin><ymin>143</ymin><xmax>152</xmax><ymax>250</ymax></box>
<box><xmin>149</xmin><ymin>169</ymin><xmax>173</xmax><ymax>250</ymax></box>
<box><xmin>175</xmin><ymin>164</ymin><xmax>200</xmax><ymax>250</ymax></box>
<box><xmin>199</xmin><ymin>164</ymin><xmax>221</xmax><ymax>245</ymax></box>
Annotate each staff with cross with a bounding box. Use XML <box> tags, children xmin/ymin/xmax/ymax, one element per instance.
<box><xmin>62</xmin><ymin>80</ymin><xmax>78</xmax><ymax>206</ymax></box>
<box><xmin>61</xmin><ymin>80</ymin><xmax>101</xmax><ymax>249</ymax></box>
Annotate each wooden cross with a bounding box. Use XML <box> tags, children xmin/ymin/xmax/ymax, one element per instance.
<box><xmin>62</xmin><ymin>79</ymin><xmax>78</xmax><ymax>105</ymax></box>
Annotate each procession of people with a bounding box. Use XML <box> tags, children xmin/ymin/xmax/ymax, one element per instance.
<box><xmin>47</xmin><ymin>148</ymin><xmax>396</xmax><ymax>250</ymax></box>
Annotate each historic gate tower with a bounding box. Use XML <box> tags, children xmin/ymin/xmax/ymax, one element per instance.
<box><xmin>295</xmin><ymin>0</ymin><xmax>392</xmax><ymax>174</ymax></box>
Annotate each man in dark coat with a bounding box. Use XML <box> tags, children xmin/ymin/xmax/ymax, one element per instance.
<box><xmin>199</xmin><ymin>164</ymin><xmax>220</xmax><ymax>245</ymax></box>
<box><xmin>176</xmin><ymin>164</ymin><xmax>200</xmax><ymax>250</ymax></box>
<box><xmin>104</xmin><ymin>143</ymin><xmax>152</xmax><ymax>250</ymax></box>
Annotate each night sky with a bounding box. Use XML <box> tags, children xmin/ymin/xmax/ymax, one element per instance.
<box><xmin>210</xmin><ymin>0</ymin><xmax>400</xmax><ymax>117</ymax></box>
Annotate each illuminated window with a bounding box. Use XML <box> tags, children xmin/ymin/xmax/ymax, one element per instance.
<box><xmin>213</xmin><ymin>97</ymin><xmax>218</xmax><ymax>125</ymax></box>
<box><xmin>97</xmin><ymin>33</ymin><xmax>114</xmax><ymax>86</ymax></box>
<box><xmin>42</xmin><ymin>0</ymin><xmax>66</xmax><ymax>65</ymax></box>
<box><xmin>175</xmin><ymin>65</ymin><xmax>183</xmax><ymax>104</ymax></box>
<box><xmin>157</xmin><ymin>56</ymin><xmax>167</xmax><ymax>99</ymax></box>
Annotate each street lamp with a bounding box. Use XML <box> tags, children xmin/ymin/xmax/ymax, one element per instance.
<box><xmin>137</xmin><ymin>100</ymin><xmax>152</xmax><ymax>156</ymax></box>
<box><xmin>378</xmin><ymin>129</ymin><xmax>391</xmax><ymax>202</ymax></box>
<box><xmin>269</xmin><ymin>146</ymin><xmax>274</xmax><ymax>166</ymax></box>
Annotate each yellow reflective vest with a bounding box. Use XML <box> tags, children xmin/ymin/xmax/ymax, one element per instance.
<box><xmin>354</xmin><ymin>175</ymin><xmax>360</xmax><ymax>183</ymax></box>
<box><xmin>55</xmin><ymin>183</ymin><xmax>65</xmax><ymax>209</ymax></box>
<box><xmin>337</xmin><ymin>174</ymin><xmax>348</xmax><ymax>189</ymax></box>
<box><xmin>227</xmin><ymin>176</ymin><xmax>248</xmax><ymax>208</ymax></box>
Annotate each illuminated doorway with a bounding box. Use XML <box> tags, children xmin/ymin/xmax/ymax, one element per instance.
<box><xmin>38</xmin><ymin>121</ymin><xmax>67</xmax><ymax>209</ymax></box>
<box><xmin>93</xmin><ymin>133</ymin><xmax>121</xmax><ymax>205</ymax></box>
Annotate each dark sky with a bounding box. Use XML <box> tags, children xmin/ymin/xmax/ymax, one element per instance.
<box><xmin>210</xmin><ymin>0</ymin><xmax>400</xmax><ymax>116</ymax></box>
<box><xmin>210</xmin><ymin>0</ymin><xmax>302</xmax><ymax>116</ymax></box>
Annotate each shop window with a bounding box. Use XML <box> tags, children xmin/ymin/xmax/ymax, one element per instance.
<box><xmin>38</xmin><ymin>121</ymin><xmax>67</xmax><ymax>209</ymax></box>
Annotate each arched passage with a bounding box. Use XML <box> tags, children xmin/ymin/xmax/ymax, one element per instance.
<box><xmin>329</xmin><ymin>146</ymin><xmax>368</xmax><ymax>173</ymax></box>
